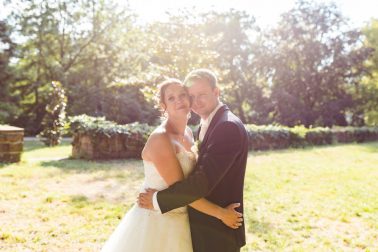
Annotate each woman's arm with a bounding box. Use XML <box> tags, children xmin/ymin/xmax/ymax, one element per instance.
<box><xmin>144</xmin><ymin>132</ymin><xmax>184</xmax><ymax>186</ymax></box>
<box><xmin>190</xmin><ymin>199</ymin><xmax>243</xmax><ymax>229</ymax></box>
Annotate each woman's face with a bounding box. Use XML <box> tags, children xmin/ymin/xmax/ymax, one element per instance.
<box><xmin>162</xmin><ymin>83</ymin><xmax>191</xmax><ymax>119</ymax></box>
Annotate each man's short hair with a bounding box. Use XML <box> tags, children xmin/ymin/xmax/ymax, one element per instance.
<box><xmin>183</xmin><ymin>69</ymin><xmax>218</xmax><ymax>89</ymax></box>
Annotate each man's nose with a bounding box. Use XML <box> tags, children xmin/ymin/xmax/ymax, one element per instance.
<box><xmin>190</xmin><ymin>96</ymin><xmax>198</xmax><ymax>104</ymax></box>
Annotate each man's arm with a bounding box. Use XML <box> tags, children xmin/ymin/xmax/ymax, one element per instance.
<box><xmin>157</xmin><ymin>121</ymin><xmax>243</xmax><ymax>213</ymax></box>
<box><xmin>139</xmin><ymin>189</ymin><xmax>243</xmax><ymax>229</ymax></box>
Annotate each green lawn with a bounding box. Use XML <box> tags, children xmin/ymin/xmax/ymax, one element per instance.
<box><xmin>0</xmin><ymin>140</ymin><xmax>377</xmax><ymax>251</ymax></box>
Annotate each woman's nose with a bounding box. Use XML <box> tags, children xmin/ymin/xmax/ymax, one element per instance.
<box><xmin>175</xmin><ymin>97</ymin><xmax>184</xmax><ymax>105</ymax></box>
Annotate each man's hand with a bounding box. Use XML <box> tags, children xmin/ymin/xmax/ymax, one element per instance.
<box><xmin>137</xmin><ymin>188</ymin><xmax>158</xmax><ymax>210</ymax></box>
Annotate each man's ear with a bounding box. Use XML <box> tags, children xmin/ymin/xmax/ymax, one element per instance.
<box><xmin>213</xmin><ymin>87</ymin><xmax>220</xmax><ymax>97</ymax></box>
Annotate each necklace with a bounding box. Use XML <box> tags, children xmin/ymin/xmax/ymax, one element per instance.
<box><xmin>177</xmin><ymin>134</ymin><xmax>186</xmax><ymax>143</ymax></box>
<box><xmin>166</xmin><ymin>121</ymin><xmax>186</xmax><ymax>143</ymax></box>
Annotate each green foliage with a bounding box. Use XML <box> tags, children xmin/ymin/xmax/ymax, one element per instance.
<box><xmin>142</xmin><ymin>10</ymin><xmax>272</xmax><ymax>125</ymax></box>
<box><xmin>37</xmin><ymin>81</ymin><xmax>67</xmax><ymax>146</ymax></box>
<box><xmin>265</xmin><ymin>0</ymin><xmax>373</xmax><ymax>127</ymax></box>
<box><xmin>246</xmin><ymin>124</ymin><xmax>378</xmax><ymax>150</ymax></box>
<box><xmin>69</xmin><ymin>115</ymin><xmax>378</xmax><ymax>156</ymax></box>
<box><xmin>102</xmin><ymin>85</ymin><xmax>160</xmax><ymax>125</ymax></box>
<box><xmin>1</xmin><ymin>0</ymin><xmax>377</xmax><ymax>132</ymax></box>
<box><xmin>69</xmin><ymin>114</ymin><xmax>153</xmax><ymax>140</ymax></box>
<box><xmin>7</xmin><ymin>0</ymin><xmax>139</xmax><ymax>134</ymax></box>
<box><xmin>246</xmin><ymin>124</ymin><xmax>302</xmax><ymax>150</ymax></box>
<box><xmin>0</xmin><ymin>20</ymin><xmax>18</xmax><ymax>124</ymax></box>
<box><xmin>305</xmin><ymin>127</ymin><xmax>333</xmax><ymax>145</ymax></box>
<box><xmin>203</xmin><ymin>11</ymin><xmax>272</xmax><ymax>124</ymax></box>
<box><xmin>361</xmin><ymin>19</ymin><xmax>378</xmax><ymax>126</ymax></box>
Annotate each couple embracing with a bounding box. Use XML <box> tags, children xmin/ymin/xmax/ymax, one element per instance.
<box><xmin>102</xmin><ymin>69</ymin><xmax>248</xmax><ymax>252</ymax></box>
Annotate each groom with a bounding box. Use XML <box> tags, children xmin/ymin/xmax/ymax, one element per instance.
<box><xmin>139</xmin><ymin>69</ymin><xmax>248</xmax><ymax>252</ymax></box>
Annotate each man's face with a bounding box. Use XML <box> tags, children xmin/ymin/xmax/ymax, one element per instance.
<box><xmin>188</xmin><ymin>79</ymin><xmax>219</xmax><ymax>119</ymax></box>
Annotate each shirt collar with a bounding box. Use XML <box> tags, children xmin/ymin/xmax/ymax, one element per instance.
<box><xmin>200</xmin><ymin>102</ymin><xmax>223</xmax><ymax>127</ymax></box>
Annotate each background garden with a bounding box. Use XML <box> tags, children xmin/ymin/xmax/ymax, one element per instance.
<box><xmin>1</xmin><ymin>0</ymin><xmax>378</xmax><ymax>251</ymax></box>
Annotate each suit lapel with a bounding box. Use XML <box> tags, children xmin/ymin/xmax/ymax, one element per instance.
<box><xmin>195</xmin><ymin>125</ymin><xmax>201</xmax><ymax>141</ymax></box>
<box><xmin>200</xmin><ymin>105</ymin><xmax>229</xmax><ymax>149</ymax></box>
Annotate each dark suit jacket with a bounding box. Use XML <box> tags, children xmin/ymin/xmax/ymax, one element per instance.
<box><xmin>157</xmin><ymin>105</ymin><xmax>248</xmax><ymax>252</ymax></box>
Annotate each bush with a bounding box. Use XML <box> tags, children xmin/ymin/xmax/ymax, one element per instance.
<box><xmin>305</xmin><ymin>127</ymin><xmax>333</xmax><ymax>145</ymax></box>
<box><xmin>68</xmin><ymin>115</ymin><xmax>378</xmax><ymax>159</ymax></box>
<box><xmin>37</xmin><ymin>81</ymin><xmax>67</xmax><ymax>146</ymax></box>
<box><xmin>245</xmin><ymin>124</ymin><xmax>378</xmax><ymax>151</ymax></box>
<box><xmin>70</xmin><ymin>114</ymin><xmax>153</xmax><ymax>139</ymax></box>
<box><xmin>69</xmin><ymin>115</ymin><xmax>154</xmax><ymax>159</ymax></box>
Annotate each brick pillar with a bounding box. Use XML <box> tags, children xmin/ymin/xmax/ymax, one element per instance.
<box><xmin>0</xmin><ymin>125</ymin><xmax>24</xmax><ymax>163</ymax></box>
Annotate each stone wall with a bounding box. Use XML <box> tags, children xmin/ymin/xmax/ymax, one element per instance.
<box><xmin>71</xmin><ymin>132</ymin><xmax>146</xmax><ymax>159</ymax></box>
<box><xmin>0</xmin><ymin>125</ymin><xmax>24</xmax><ymax>163</ymax></box>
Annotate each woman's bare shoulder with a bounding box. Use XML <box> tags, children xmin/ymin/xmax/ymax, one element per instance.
<box><xmin>142</xmin><ymin>125</ymin><xmax>173</xmax><ymax>160</ymax></box>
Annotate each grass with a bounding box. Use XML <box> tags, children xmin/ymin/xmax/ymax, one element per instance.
<box><xmin>0</xmin><ymin>140</ymin><xmax>377</xmax><ymax>251</ymax></box>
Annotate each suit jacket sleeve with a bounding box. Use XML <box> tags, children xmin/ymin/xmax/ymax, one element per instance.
<box><xmin>157</xmin><ymin>121</ymin><xmax>243</xmax><ymax>213</ymax></box>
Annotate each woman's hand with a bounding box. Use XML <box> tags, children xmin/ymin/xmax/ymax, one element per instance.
<box><xmin>218</xmin><ymin>203</ymin><xmax>243</xmax><ymax>229</ymax></box>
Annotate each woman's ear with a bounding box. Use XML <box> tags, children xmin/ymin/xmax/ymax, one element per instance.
<box><xmin>160</xmin><ymin>103</ymin><xmax>166</xmax><ymax>112</ymax></box>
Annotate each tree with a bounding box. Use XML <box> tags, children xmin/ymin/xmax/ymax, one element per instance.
<box><xmin>201</xmin><ymin>10</ymin><xmax>273</xmax><ymax>124</ymax></box>
<box><xmin>138</xmin><ymin>9</ymin><xmax>272</xmax><ymax>124</ymax></box>
<box><xmin>265</xmin><ymin>0</ymin><xmax>373</xmax><ymax>127</ymax></box>
<box><xmin>0</xmin><ymin>20</ymin><xmax>18</xmax><ymax>124</ymax></box>
<box><xmin>361</xmin><ymin>19</ymin><xmax>378</xmax><ymax>126</ymax></box>
<box><xmin>7</xmin><ymin>0</ymin><xmax>139</xmax><ymax>133</ymax></box>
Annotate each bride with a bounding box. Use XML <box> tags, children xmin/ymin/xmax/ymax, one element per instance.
<box><xmin>101</xmin><ymin>79</ymin><xmax>242</xmax><ymax>252</ymax></box>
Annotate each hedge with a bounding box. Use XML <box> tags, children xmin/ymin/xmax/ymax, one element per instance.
<box><xmin>69</xmin><ymin>115</ymin><xmax>378</xmax><ymax>159</ymax></box>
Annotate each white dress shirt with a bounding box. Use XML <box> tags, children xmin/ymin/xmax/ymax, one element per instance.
<box><xmin>152</xmin><ymin>102</ymin><xmax>223</xmax><ymax>212</ymax></box>
<box><xmin>198</xmin><ymin>102</ymin><xmax>223</xmax><ymax>142</ymax></box>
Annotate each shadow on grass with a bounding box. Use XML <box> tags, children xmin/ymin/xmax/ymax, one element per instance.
<box><xmin>23</xmin><ymin>140</ymin><xmax>71</xmax><ymax>152</ymax></box>
<box><xmin>358</xmin><ymin>141</ymin><xmax>378</xmax><ymax>153</ymax></box>
<box><xmin>39</xmin><ymin>158</ymin><xmax>143</xmax><ymax>173</ymax></box>
<box><xmin>249</xmin><ymin>141</ymin><xmax>378</xmax><ymax>157</ymax></box>
<box><xmin>0</xmin><ymin>162</ymin><xmax>10</xmax><ymax>169</ymax></box>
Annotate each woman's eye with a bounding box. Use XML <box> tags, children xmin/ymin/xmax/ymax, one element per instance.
<box><xmin>168</xmin><ymin>97</ymin><xmax>174</xmax><ymax>101</ymax></box>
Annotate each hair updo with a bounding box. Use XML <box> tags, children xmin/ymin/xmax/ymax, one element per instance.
<box><xmin>157</xmin><ymin>78</ymin><xmax>184</xmax><ymax>105</ymax></box>
<box><xmin>155</xmin><ymin>78</ymin><xmax>185</xmax><ymax>116</ymax></box>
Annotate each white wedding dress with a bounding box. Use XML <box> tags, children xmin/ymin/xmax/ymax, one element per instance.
<box><xmin>101</xmin><ymin>150</ymin><xmax>196</xmax><ymax>252</ymax></box>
